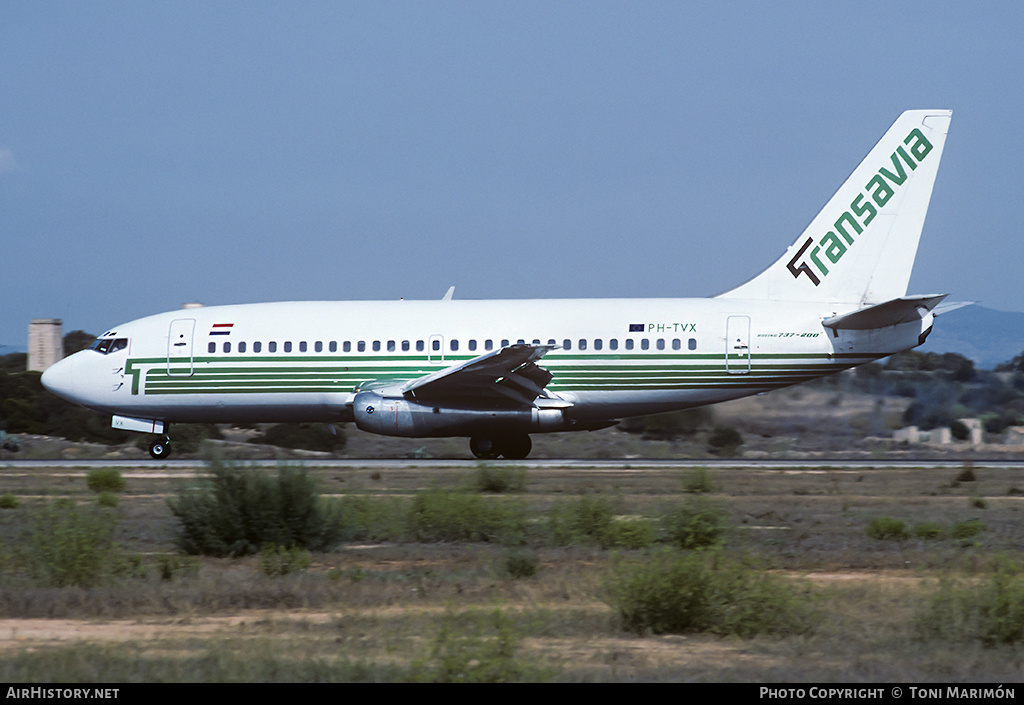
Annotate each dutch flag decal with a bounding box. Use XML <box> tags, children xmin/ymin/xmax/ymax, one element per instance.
<box><xmin>210</xmin><ymin>323</ymin><xmax>234</xmax><ymax>336</ymax></box>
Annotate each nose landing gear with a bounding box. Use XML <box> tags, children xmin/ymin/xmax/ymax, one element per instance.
<box><xmin>148</xmin><ymin>435</ymin><xmax>171</xmax><ymax>459</ymax></box>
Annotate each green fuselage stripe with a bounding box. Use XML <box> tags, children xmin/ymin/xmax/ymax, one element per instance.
<box><xmin>127</xmin><ymin>350</ymin><xmax>881</xmax><ymax>397</ymax></box>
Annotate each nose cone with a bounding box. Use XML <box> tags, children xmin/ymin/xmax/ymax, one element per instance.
<box><xmin>41</xmin><ymin>354</ymin><xmax>84</xmax><ymax>404</ymax></box>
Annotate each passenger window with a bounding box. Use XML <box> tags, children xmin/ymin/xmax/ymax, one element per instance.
<box><xmin>416</xmin><ymin>340</ymin><xmax>424</xmax><ymax>352</ymax></box>
<box><xmin>501</xmin><ymin>339</ymin><xmax>509</xmax><ymax>347</ymax></box>
<box><xmin>254</xmin><ymin>341</ymin><xmax>262</xmax><ymax>353</ymax></box>
<box><xmin>299</xmin><ymin>342</ymin><xmax>307</xmax><ymax>353</ymax></box>
<box><xmin>451</xmin><ymin>339</ymin><xmax>459</xmax><ymax>351</ymax></box>
<box><xmin>314</xmin><ymin>341</ymin><xmax>322</xmax><ymax>353</ymax></box>
<box><xmin>657</xmin><ymin>339</ymin><xmax>665</xmax><ymax>350</ymax></box>
<box><xmin>387</xmin><ymin>340</ymin><xmax>396</xmax><ymax>352</ymax></box>
<box><xmin>688</xmin><ymin>338</ymin><xmax>697</xmax><ymax>350</ymax></box>
<box><xmin>563</xmin><ymin>339</ymin><xmax>572</xmax><ymax>350</ymax></box>
<box><xmin>625</xmin><ymin>339</ymin><xmax>634</xmax><ymax>350</ymax></box>
<box><xmin>594</xmin><ymin>339</ymin><xmax>603</xmax><ymax>351</ymax></box>
<box><xmin>532</xmin><ymin>339</ymin><xmax>541</xmax><ymax>346</ymax></box>
<box><xmin>402</xmin><ymin>340</ymin><xmax>410</xmax><ymax>352</ymax></box>
<box><xmin>468</xmin><ymin>340</ymin><xmax>477</xmax><ymax>351</ymax></box>
<box><xmin>641</xmin><ymin>339</ymin><xmax>650</xmax><ymax>350</ymax></box>
<box><xmin>609</xmin><ymin>339</ymin><xmax>618</xmax><ymax>350</ymax></box>
<box><xmin>223</xmin><ymin>342</ymin><xmax>231</xmax><ymax>353</ymax></box>
<box><xmin>372</xmin><ymin>341</ymin><xmax>380</xmax><ymax>352</ymax></box>
<box><xmin>485</xmin><ymin>340</ymin><xmax>493</xmax><ymax>351</ymax></box>
<box><xmin>238</xmin><ymin>342</ymin><xmax>246</xmax><ymax>353</ymax></box>
<box><xmin>329</xmin><ymin>341</ymin><xmax>337</xmax><ymax>353</ymax></box>
<box><xmin>357</xmin><ymin>341</ymin><xmax>365</xmax><ymax>352</ymax></box>
<box><xmin>208</xmin><ymin>342</ymin><xmax>216</xmax><ymax>353</ymax></box>
<box><xmin>432</xmin><ymin>339</ymin><xmax>441</xmax><ymax>351</ymax></box>
<box><xmin>269</xmin><ymin>342</ymin><xmax>277</xmax><ymax>353</ymax></box>
<box><xmin>672</xmin><ymin>339</ymin><xmax>681</xmax><ymax>350</ymax></box>
<box><xmin>284</xmin><ymin>342</ymin><xmax>292</xmax><ymax>353</ymax></box>
<box><xmin>578</xmin><ymin>339</ymin><xmax>587</xmax><ymax>351</ymax></box>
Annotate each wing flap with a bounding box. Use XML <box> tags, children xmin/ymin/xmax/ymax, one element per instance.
<box><xmin>403</xmin><ymin>343</ymin><xmax>561</xmax><ymax>407</ymax></box>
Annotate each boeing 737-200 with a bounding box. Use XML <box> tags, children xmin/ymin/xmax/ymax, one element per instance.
<box><xmin>42</xmin><ymin>110</ymin><xmax>954</xmax><ymax>459</ymax></box>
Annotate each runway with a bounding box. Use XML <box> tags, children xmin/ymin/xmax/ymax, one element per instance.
<box><xmin>3</xmin><ymin>457</ymin><xmax>1024</xmax><ymax>471</ymax></box>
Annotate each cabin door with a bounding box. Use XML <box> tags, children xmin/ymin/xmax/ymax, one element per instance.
<box><xmin>167</xmin><ymin>319</ymin><xmax>195</xmax><ymax>377</ymax></box>
<box><xmin>726</xmin><ymin>316</ymin><xmax>751</xmax><ymax>374</ymax></box>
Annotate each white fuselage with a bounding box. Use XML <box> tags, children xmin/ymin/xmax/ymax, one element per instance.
<box><xmin>42</xmin><ymin>296</ymin><xmax>929</xmax><ymax>429</ymax></box>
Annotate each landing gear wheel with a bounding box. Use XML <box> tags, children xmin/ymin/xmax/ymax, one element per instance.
<box><xmin>148</xmin><ymin>438</ymin><xmax>171</xmax><ymax>460</ymax></box>
<box><xmin>470</xmin><ymin>436</ymin><xmax>502</xmax><ymax>460</ymax></box>
<box><xmin>500</xmin><ymin>434</ymin><xmax>532</xmax><ymax>460</ymax></box>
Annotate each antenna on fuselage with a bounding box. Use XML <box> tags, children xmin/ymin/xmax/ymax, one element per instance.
<box><xmin>442</xmin><ymin>286</ymin><xmax>455</xmax><ymax>301</ymax></box>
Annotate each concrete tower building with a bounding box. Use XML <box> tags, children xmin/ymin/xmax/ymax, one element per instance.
<box><xmin>28</xmin><ymin>319</ymin><xmax>64</xmax><ymax>372</ymax></box>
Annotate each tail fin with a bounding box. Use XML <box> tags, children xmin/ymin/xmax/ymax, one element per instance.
<box><xmin>717</xmin><ymin>110</ymin><xmax>952</xmax><ymax>305</ymax></box>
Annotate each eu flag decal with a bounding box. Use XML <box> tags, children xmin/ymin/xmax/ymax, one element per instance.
<box><xmin>628</xmin><ymin>323</ymin><xmax>645</xmax><ymax>332</ymax></box>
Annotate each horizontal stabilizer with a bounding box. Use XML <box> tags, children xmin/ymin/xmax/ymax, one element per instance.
<box><xmin>822</xmin><ymin>294</ymin><xmax>947</xmax><ymax>331</ymax></box>
<box><xmin>933</xmin><ymin>300</ymin><xmax>974</xmax><ymax>316</ymax></box>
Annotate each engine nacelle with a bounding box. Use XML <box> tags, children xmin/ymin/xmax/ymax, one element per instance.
<box><xmin>352</xmin><ymin>391</ymin><xmax>566</xmax><ymax>438</ymax></box>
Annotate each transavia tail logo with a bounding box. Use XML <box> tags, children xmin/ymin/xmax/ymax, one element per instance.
<box><xmin>787</xmin><ymin>127</ymin><xmax>934</xmax><ymax>286</ymax></box>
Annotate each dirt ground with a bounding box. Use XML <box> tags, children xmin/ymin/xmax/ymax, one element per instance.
<box><xmin>1</xmin><ymin>458</ymin><xmax>1023</xmax><ymax>681</ymax></box>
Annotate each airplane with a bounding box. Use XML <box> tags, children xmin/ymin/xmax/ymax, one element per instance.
<box><xmin>42</xmin><ymin>109</ymin><xmax>953</xmax><ymax>460</ymax></box>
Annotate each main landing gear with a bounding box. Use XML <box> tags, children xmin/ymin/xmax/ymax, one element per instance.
<box><xmin>148</xmin><ymin>435</ymin><xmax>171</xmax><ymax>459</ymax></box>
<box><xmin>469</xmin><ymin>434</ymin><xmax>532</xmax><ymax>460</ymax></box>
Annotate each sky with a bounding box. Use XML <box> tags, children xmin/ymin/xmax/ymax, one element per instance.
<box><xmin>1</xmin><ymin>1</ymin><xmax>1022</xmax><ymax>347</ymax></box>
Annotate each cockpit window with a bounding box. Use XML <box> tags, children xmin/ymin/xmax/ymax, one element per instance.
<box><xmin>88</xmin><ymin>338</ymin><xmax>128</xmax><ymax>354</ymax></box>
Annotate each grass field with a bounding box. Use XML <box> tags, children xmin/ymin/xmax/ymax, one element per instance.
<box><xmin>1</xmin><ymin>458</ymin><xmax>1023</xmax><ymax>682</ymax></box>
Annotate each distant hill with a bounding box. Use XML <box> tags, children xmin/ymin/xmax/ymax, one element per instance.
<box><xmin>918</xmin><ymin>305</ymin><xmax>1024</xmax><ymax>370</ymax></box>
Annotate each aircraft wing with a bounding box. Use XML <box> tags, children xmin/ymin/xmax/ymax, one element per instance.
<box><xmin>401</xmin><ymin>343</ymin><xmax>561</xmax><ymax>407</ymax></box>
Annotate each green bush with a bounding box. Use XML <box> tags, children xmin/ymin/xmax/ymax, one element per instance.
<box><xmin>472</xmin><ymin>466</ymin><xmax>527</xmax><ymax>493</ymax></box>
<box><xmin>545</xmin><ymin>496</ymin><xmax>616</xmax><ymax>546</ymax></box>
<box><xmin>866</xmin><ymin>516</ymin><xmax>909</xmax><ymax>541</ymax></box>
<box><xmin>619</xmin><ymin>407</ymin><xmax>715</xmax><ymax>440</ymax></box>
<box><xmin>915</xmin><ymin>558</ymin><xmax>1024</xmax><ymax>644</ymax></box>
<box><xmin>912</xmin><ymin>521</ymin><xmax>945</xmax><ymax>540</ymax></box>
<box><xmin>682</xmin><ymin>467</ymin><xmax>718</xmax><ymax>494</ymax></box>
<box><xmin>604</xmin><ymin>549</ymin><xmax>815</xmax><ymax>637</ymax></box>
<box><xmin>411</xmin><ymin>609</ymin><xmax>548</xmax><ymax>682</ymax></box>
<box><xmin>259</xmin><ymin>543</ymin><xmax>313</xmax><ymax>576</ymax></box>
<box><xmin>0</xmin><ymin>492</ymin><xmax>18</xmax><ymax>509</ymax></box>
<box><xmin>707</xmin><ymin>426</ymin><xmax>743</xmax><ymax>455</ymax></box>
<box><xmin>603</xmin><ymin>517</ymin><xmax>658</xmax><ymax>549</ymax></box>
<box><xmin>156</xmin><ymin>553</ymin><xmax>199</xmax><ymax>581</ymax></box>
<box><xmin>661</xmin><ymin>496</ymin><xmax>728</xmax><ymax>550</ymax></box>
<box><xmin>96</xmin><ymin>491</ymin><xmax>119</xmax><ymax>508</ymax></box>
<box><xmin>950</xmin><ymin>519</ymin><xmax>985</xmax><ymax>540</ymax></box>
<box><xmin>336</xmin><ymin>495</ymin><xmax>408</xmax><ymax>542</ymax></box>
<box><xmin>248</xmin><ymin>423</ymin><xmax>345</xmax><ymax>452</ymax></box>
<box><xmin>498</xmin><ymin>549</ymin><xmax>540</xmax><ymax>579</ymax></box>
<box><xmin>407</xmin><ymin>490</ymin><xmax>526</xmax><ymax>543</ymax></box>
<box><xmin>167</xmin><ymin>460</ymin><xmax>343</xmax><ymax>556</ymax></box>
<box><xmin>86</xmin><ymin>468</ymin><xmax>125</xmax><ymax>494</ymax></box>
<box><xmin>23</xmin><ymin>499</ymin><xmax>120</xmax><ymax>587</ymax></box>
